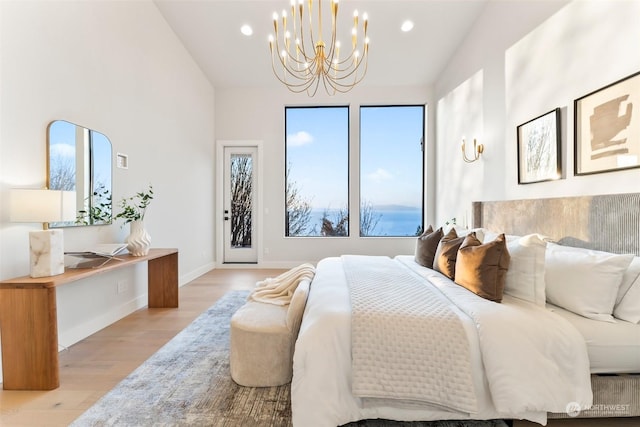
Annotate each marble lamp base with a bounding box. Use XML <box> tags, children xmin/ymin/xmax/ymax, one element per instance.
<box><xmin>29</xmin><ymin>229</ymin><xmax>65</xmax><ymax>278</ymax></box>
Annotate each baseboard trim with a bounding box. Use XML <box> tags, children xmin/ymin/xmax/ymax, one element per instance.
<box><xmin>58</xmin><ymin>294</ymin><xmax>148</xmax><ymax>351</ymax></box>
<box><xmin>180</xmin><ymin>262</ymin><xmax>216</xmax><ymax>286</ymax></box>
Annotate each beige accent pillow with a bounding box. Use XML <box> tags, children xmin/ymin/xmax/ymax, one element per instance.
<box><xmin>415</xmin><ymin>226</ymin><xmax>443</xmax><ymax>268</ymax></box>
<box><xmin>433</xmin><ymin>228</ymin><xmax>465</xmax><ymax>279</ymax></box>
<box><xmin>455</xmin><ymin>233</ymin><xmax>510</xmax><ymax>302</ymax></box>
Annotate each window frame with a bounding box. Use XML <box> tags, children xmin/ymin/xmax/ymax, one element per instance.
<box><xmin>358</xmin><ymin>104</ymin><xmax>425</xmax><ymax>237</ymax></box>
<box><xmin>284</xmin><ymin>105</ymin><xmax>351</xmax><ymax>238</ymax></box>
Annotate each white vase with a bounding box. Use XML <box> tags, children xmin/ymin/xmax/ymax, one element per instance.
<box><xmin>126</xmin><ymin>220</ymin><xmax>151</xmax><ymax>256</ymax></box>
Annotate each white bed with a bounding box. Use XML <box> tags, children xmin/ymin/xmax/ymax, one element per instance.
<box><xmin>291</xmin><ymin>255</ymin><xmax>593</xmax><ymax>427</ymax></box>
<box><xmin>291</xmin><ymin>193</ymin><xmax>640</xmax><ymax>426</ymax></box>
<box><xmin>548</xmin><ymin>303</ymin><xmax>640</xmax><ymax>374</ymax></box>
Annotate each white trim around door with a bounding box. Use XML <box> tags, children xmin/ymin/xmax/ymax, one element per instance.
<box><xmin>216</xmin><ymin>140</ymin><xmax>263</xmax><ymax>265</ymax></box>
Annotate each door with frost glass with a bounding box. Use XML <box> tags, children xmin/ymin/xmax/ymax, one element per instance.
<box><xmin>223</xmin><ymin>146</ymin><xmax>258</xmax><ymax>263</ymax></box>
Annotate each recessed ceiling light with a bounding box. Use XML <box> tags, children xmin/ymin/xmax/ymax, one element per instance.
<box><xmin>401</xmin><ymin>20</ymin><xmax>414</xmax><ymax>32</ymax></box>
<box><xmin>241</xmin><ymin>25</ymin><xmax>253</xmax><ymax>36</ymax></box>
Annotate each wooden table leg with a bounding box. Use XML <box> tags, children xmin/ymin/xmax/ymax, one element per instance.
<box><xmin>147</xmin><ymin>252</ymin><xmax>178</xmax><ymax>308</ymax></box>
<box><xmin>0</xmin><ymin>287</ymin><xmax>59</xmax><ymax>390</ymax></box>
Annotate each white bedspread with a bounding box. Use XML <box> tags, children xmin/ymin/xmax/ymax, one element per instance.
<box><xmin>291</xmin><ymin>256</ymin><xmax>592</xmax><ymax>427</ymax></box>
<box><xmin>343</xmin><ymin>255</ymin><xmax>477</xmax><ymax>413</ymax></box>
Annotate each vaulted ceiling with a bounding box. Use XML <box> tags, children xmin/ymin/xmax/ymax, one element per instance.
<box><xmin>154</xmin><ymin>0</ymin><xmax>488</xmax><ymax>89</ymax></box>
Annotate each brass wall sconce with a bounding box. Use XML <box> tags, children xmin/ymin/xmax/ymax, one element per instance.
<box><xmin>461</xmin><ymin>138</ymin><xmax>484</xmax><ymax>163</ymax></box>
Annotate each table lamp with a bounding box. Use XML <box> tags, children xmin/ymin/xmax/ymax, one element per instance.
<box><xmin>10</xmin><ymin>189</ymin><xmax>76</xmax><ymax>278</ymax></box>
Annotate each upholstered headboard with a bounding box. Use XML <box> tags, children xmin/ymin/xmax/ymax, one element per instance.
<box><xmin>472</xmin><ymin>193</ymin><xmax>640</xmax><ymax>256</ymax></box>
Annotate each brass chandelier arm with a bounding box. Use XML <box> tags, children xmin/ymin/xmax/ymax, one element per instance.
<box><xmin>269</xmin><ymin>45</ymin><xmax>323</xmax><ymax>95</ymax></box>
<box><xmin>269</xmin><ymin>0</ymin><xmax>369</xmax><ymax>96</ymax></box>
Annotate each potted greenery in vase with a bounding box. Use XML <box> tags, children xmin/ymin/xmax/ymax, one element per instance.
<box><xmin>115</xmin><ymin>184</ymin><xmax>153</xmax><ymax>256</ymax></box>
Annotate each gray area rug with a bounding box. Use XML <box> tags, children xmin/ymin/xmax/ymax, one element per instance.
<box><xmin>71</xmin><ymin>290</ymin><xmax>509</xmax><ymax>427</ymax></box>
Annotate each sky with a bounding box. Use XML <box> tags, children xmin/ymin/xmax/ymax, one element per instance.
<box><xmin>49</xmin><ymin>120</ymin><xmax>112</xmax><ymax>193</ymax></box>
<box><xmin>286</xmin><ymin>105</ymin><xmax>424</xmax><ymax>211</ymax></box>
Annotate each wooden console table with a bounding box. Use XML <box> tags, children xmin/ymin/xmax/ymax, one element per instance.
<box><xmin>0</xmin><ymin>248</ymin><xmax>178</xmax><ymax>390</ymax></box>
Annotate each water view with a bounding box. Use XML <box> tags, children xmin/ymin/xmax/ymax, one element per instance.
<box><xmin>305</xmin><ymin>207</ymin><xmax>422</xmax><ymax>237</ymax></box>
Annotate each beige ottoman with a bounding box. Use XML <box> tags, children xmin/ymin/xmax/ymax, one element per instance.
<box><xmin>230</xmin><ymin>280</ymin><xmax>310</xmax><ymax>387</ymax></box>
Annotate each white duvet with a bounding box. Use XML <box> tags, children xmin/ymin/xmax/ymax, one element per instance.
<box><xmin>291</xmin><ymin>256</ymin><xmax>592</xmax><ymax>427</ymax></box>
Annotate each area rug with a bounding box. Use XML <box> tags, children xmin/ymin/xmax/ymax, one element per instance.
<box><xmin>71</xmin><ymin>290</ymin><xmax>509</xmax><ymax>427</ymax></box>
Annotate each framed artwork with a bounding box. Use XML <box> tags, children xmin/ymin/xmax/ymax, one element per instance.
<box><xmin>517</xmin><ymin>108</ymin><xmax>561</xmax><ymax>184</ymax></box>
<box><xmin>575</xmin><ymin>71</ymin><xmax>640</xmax><ymax>175</ymax></box>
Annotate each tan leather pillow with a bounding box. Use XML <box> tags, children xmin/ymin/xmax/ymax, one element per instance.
<box><xmin>433</xmin><ymin>228</ymin><xmax>465</xmax><ymax>279</ymax></box>
<box><xmin>455</xmin><ymin>233</ymin><xmax>510</xmax><ymax>302</ymax></box>
<box><xmin>415</xmin><ymin>226</ymin><xmax>443</xmax><ymax>268</ymax></box>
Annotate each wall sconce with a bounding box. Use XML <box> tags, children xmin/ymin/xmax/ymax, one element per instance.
<box><xmin>461</xmin><ymin>138</ymin><xmax>484</xmax><ymax>163</ymax></box>
<box><xmin>10</xmin><ymin>189</ymin><xmax>76</xmax><ymax>278</ymax></box>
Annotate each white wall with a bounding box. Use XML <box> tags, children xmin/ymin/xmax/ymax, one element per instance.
<box><xmin>503</xmin><ymin>0</ymin><xmax>640</xmax><ymax>200</ymax></box>
<box><xmin>215</xmin><ymin>85</ymin><xmax>434</xmax><ymax>267</ymax></box>
<box><xmin>435</xmin><ymin>0</ymin><xmax>640</xmax><ymax>226</ymax></box>
<box><xmin>434</xmin><ymin>0</ymin><xmax>568</xmax><ymax>225</ymax></box>
<box><xmin>0</xmin><ymin>0</ymin><xmax>215</xmax><ymax>382</ymax></box>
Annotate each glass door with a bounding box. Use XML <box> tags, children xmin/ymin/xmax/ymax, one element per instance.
<box><xmin>223</xmin><ymin>146</ymin><xmax>258</xmax><ymax>263</ymax></box>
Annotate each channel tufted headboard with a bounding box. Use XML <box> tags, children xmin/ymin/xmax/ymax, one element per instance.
<box><xmin>472</xmin><ymin>193</ymin><xmax>640</xmax><ymax>256</ymax></box>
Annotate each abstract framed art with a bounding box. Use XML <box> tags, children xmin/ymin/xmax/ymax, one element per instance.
<box><xmin>575</xmin><ymin>71</ymin><xmax>640</xmax><ymax>175</ymax></box>
<box><xmin>517</xmin><ymin>108</ymin><xmax>561</xmax><ymax>184</ymax></box>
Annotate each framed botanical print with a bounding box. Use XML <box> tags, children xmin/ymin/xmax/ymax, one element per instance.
<box><xmin>575</xmin><ymin>71</ymin><xmax>640</xmax><ymax>175</ymax></box>
<box><xmin>517</xmin><ymin>108</ymin><xmax>561</xmax><ymax>184</ymax></box>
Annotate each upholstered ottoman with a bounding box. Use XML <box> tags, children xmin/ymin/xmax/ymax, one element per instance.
<box><xmin>230</xmin><ymin>279</ymin><xmax>310</xmax><ymax>387</ymax></box>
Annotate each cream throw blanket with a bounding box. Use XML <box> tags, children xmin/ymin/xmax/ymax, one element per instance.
<box><xmin>342</xmin><ymin>255</ymin><xmax>477</xmax><ymax>413</ymax></box>
<box><xmin>249</xmin><ymin>263</ymin><xmax>315</xmax><ymax>306</ymax></box>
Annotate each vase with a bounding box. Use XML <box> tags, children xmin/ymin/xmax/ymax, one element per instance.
<box><xmin>126</xmin><ymin>220</ymin><xmax>151</xmax><ymax>256</ymax></box>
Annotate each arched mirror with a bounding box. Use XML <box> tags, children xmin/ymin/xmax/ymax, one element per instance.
<box><xmin>47</xmin><ymin>120</ymin><xmax>113</xmax><ymax>227</ymax></box>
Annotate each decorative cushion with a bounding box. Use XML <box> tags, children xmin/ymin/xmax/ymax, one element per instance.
<box><xmin>415</xmin><ymin>226</ymin><xmax>443</xmax><ymax>268</ymax></box>
<box><xmin>455</xmin><ymin>233</ymin><xmax>510</xmax><ymax>302</ymax></box>
<box><xmin>545</xmin><ymin>243</ymin><xmax>634</xmax><ymax>322</ymax></box>
<box><xmin>433</xmin><ymin>228</ymin><xmax>464</xmax><ymax>279</ymax></box>
<box><xmin>614</xmin><ymin>257</ymin><xmax>640</xmax><ymax>323</ymax></box>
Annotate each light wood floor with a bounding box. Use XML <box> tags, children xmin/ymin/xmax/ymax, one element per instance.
<box><xmin>0</xmin><ymin>268</ymin><xmax>285</xmax><ymax>427</ymax></box>
<box><xmin>1</xmin><ymin>268</ymin><xmax>636</xmax><ymax>427</ymax></box>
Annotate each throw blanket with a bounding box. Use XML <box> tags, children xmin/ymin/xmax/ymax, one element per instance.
<box><xmin>249</xmin><ymin>263</ymin><xmax>315</xmax><ymax>306</ymax></box>
<box><xmin>342</xmin><ymin>255</ymin><xmax>478</xmax><ymax>414</ymax></box>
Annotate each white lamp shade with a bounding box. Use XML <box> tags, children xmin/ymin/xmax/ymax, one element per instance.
<box><xmin>10</xmin><ymin>189</ymin><xmax>76</xmax><ymax>223</ymax></box>
<box><xmin>61</xmin><ymin>190</ymin><xmax>77</xmax><ymax>221</ymax></box>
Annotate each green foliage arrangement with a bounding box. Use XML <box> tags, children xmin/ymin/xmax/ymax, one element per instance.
<box><xmin>114</xmin><ymin>184</ymin><xmax>154</xmax><ymax>224</ymax></box>
<box><xmin>76</xmin><ymin>183</ymin><xmax>112</xmax><ymax>225</ymax></box>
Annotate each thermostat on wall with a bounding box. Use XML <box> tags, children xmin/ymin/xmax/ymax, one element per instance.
<box><xmin>116</xmin><ymin>153</ymin><xmax>129</xmax><ymax>169</ymax></box>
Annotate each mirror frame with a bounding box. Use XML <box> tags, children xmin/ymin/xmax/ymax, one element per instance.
<box><xmin>46</xmin><ymin>120</ymin><xmax>113</xmax><ymax>227</ymax></box>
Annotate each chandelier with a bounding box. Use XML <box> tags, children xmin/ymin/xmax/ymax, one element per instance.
<box><xmin>268</xmin><ymin>0</ymin><xmax>370</xmax><ymax>96</ymax></box>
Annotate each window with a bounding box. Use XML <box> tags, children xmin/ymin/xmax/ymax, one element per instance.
<box><xmin>285</xmin><ymin>106</ymin><xmax>349</xmax><ymax>236</ymax></box>
<box><xmin>360</xmin><ymin>105</ymin><xmax>424</xmax><ymax>236</ymax></box>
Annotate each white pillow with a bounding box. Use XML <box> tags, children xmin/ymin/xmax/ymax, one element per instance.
<box><xmin>615</xmin><ymin>257</ymin><xmax>640</xmax><ymax>305</ymax></box>
<box><xmin>503</xmin><ymin>234</ymin><xmax>548</xmax><ymax>306</ymax></box>
<box><xmin>450</xmin><ymin>226</ymin><xmax>486</xmax><ymax>243</ymax></box>
<box><xmin>545</xmin><ymin>243</ymin><xmax>634</xmax><ymax>322</ymax></box>
<box><xmin>613</xmin><ymin>257</ymin><xmax>640</xmax><ymax>323</ymax></box>
<box><xmin>480</xmin><ymin>232</ymin><xmax>549</xmax><ymax>306</ymax></box>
